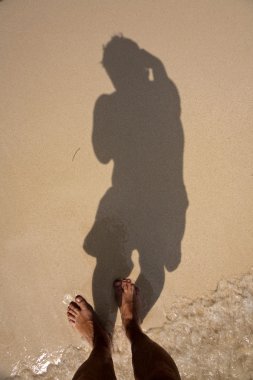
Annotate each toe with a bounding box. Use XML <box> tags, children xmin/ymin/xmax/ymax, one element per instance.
<box><xmin>122</xmin><ymin>279</ymin><xmax>127</xmax><ymax>291</ymax></box>
<box><xmin>67</xmin><ymin>306</ymin><xmax>76</xmax><ymax>315</ymax></box>
<box><xmin>67</xmin><ymin>311</ymin><xmax>76</xmax><ymax>322</ymax></box>
<box><xmin>113</xmin><ymin>279</ymin><xmax>123</xmax><ymax>294</ymax></box>
<box><xmin>75</xmin><ymin>295</ymin><xmax>91</xmax><ymax>311</ymax></box>
<box><xmin>67</xmin><ymin>308</ymin><xmax>77</xmax><ymax>319</ymax></box>
<box><xmin>68</xmin><ymin>301</ymin><xmax>80</xmax><ymax>314</ymax></box>
<box><xmin>122</xmin><ymin>278</ymin><xmax>132</xmax><ymax>291</ymax></box>
<box><xmin>113</xmin><ymin>279</ymin><xmax>122</xmax><ymax>288</ymax></box>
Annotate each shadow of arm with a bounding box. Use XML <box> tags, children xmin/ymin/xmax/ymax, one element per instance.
<box><xmin>92</xmin><ymin>94</ymin><xmax>112</xmax><ymax>164</ymax></box>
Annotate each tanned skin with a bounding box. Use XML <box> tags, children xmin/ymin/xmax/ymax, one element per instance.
<box><xmin>67</xmin><ymin>279</ymin><xmax>181</xmax><ymax>380</ymax></box>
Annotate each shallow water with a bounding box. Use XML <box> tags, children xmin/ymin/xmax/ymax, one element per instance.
<box><xmin>8</xmin><ymin>269</ymin><xmax>253</xmax><ymax>380</ymax></box>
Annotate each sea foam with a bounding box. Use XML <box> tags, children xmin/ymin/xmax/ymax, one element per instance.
<box><xmin>8</xmin><ymin>269</ymin><xmax>253</xmax><ymax>380</ymax></box>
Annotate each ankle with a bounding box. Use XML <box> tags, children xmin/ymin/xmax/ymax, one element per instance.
<box><xmin>93</xmin><ymin>329</ymin><xmax>111</xmax><ymax>352</ymax></box>
<box><xmin>91</xmin><ymin>344</ymin><xmax>113</xmax><ymax>365</ymax></box>
<box><xmin>125</xmin><ymin>319</ymin><xmax>142</xmax><ymax>341</ymax></box>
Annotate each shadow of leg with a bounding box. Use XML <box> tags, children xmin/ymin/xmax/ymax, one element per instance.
<box><xmin>84</xmin><ymin>217</ymin><xmax>133</xmax><ymax>331</ymax></box>
<box><xmin>92</xmin><ymin>257</ymin><xmax>133</xmax><ymax>332</ymax></box>
<box><xmin>135</xmin><ymin>252</ymin><xmax>165</xmax><ymax>322</ymax></box>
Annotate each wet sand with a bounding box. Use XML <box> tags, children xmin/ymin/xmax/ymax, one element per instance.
<box><xmin>8</xmin><ymin>270</ymin><xmax>253</xmax><ymax>379</ymax></box>
<box><xmin>1</xmin><ymin>1</ymin><xmax>253</xmax><ymax>378</ymax></box>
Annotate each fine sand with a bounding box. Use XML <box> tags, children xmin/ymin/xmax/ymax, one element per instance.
<box><xmin>1</xmin><ymin>1</ymin><xmax>252</xmax><ymax>378</ymax></box>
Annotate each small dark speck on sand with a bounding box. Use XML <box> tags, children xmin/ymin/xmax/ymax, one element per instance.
<box><xmin>72</xmin><ymin>148</ymin><xmax>81</xmax><ymax>161</ymax></box>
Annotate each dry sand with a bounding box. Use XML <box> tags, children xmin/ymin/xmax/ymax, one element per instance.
<box><xmin>1</xmin><ymin>1</ymin><xmax>252</xmax><ymax>378</ymax></box>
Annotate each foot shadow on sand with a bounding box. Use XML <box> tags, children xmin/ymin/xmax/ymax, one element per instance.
<box><xmin>83</xmin><ymin>36</ymin><xmax>188</xmax><ymax>331</ymax></box>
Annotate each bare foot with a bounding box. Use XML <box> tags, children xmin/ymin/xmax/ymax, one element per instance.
<box><xmin>67</xmin><ymin>295</ymin><xmax>110</xmax><ymax>349</ymax></box>
<box><xmin>113</xmin><ymin>278</ymin><xmax>140</xmax><ymax>329</ymax></box>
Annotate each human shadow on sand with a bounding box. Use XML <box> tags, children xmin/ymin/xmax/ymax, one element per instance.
<box><xmin>84</xmin><ymin>36</ymin><xmax>188</xmax><ymax>331</ymax></box>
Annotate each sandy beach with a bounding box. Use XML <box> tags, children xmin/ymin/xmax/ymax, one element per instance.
<box><xmin>1</xmin><ymin>1</ymin><xmax>252</xmax><ymax>378</ymax></box>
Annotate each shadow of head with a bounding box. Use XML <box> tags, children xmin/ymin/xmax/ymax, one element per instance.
<box><xmin>101</xmin><ymin>35</ymin><xmax>149</xmax><ymax>90</ymax></box>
